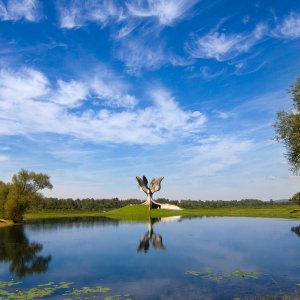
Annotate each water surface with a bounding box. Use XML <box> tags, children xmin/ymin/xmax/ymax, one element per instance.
<box><xmin>1</xmin><ymin>216</ymin><xmax>300</xmax><ymax>299</ymax></box>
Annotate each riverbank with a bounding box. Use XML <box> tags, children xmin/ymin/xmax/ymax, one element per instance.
<box><xmin>0</xmin><ymin>218</ymin><xmax>16</xmax><ymax>227</ymax></box>
<box><xmin>22</xmin><ymin>205</ymin><xmax>300</xmax><ymax>222</ymax></box>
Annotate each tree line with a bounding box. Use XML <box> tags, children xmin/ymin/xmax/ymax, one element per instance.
<box><xmin>25</xmin><ymin>197</ymin><xmax>291</xmax><ymax>212</ymax></box>
<box><xmin>27</xmin><ymin>197</ymin><xmax>142</xmax><ymax>211</ymax></box>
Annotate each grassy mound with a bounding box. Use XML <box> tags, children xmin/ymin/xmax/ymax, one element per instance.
<box><xmin>103</xmin><ymin>204</ymin><xmax>300</xmax><ymax>221</ymax></box>
<box><xmin>103</xmin><ymin>205</ymin><xmax>183</xmax><ymax>221</ymax></box>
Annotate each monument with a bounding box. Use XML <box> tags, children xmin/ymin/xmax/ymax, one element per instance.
<box><xmin>136</xmin><ymin>176</ymin><xmax>164</xmax><ymax>210</ymax></box>
<box><xmin>135</xmin><ymin>175</ymin><xmax>182</xmax><ymax>211</ymax></box>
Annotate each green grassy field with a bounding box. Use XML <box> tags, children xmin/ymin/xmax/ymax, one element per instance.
<box><xmin>22</xmin><ymin>204</ymin><xmax>300</xmax><ymax>222</ymax></box>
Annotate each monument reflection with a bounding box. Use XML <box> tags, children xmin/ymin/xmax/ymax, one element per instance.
<box><xmin>137</xmin><ymin>217</ymin><xmax>165</xmax><ymax>253</ymax></box>
<box><xmin>0</xmin><ymin>225</ymin><xmax>51</xmax><ymax>278</ymax></box>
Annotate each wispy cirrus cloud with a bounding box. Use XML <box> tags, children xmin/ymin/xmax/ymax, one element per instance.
<box><xmin>126</xmin><ymin>0</ymin><xmax>198</xmax><ymax>26</ymax></box>
<box><xmin>181</xmin><ymin>136</ymin><xmax>253</xmax><ymax>176</ymax></box>
<box><xmin>185</xmin><ymin>23</ymin><xmax>267</xmax><ymax>61</ymax></box>
<box><xmin>186</xmin><ymin>11</ymin><xmax>300</xmax><ymax>63</ymax></box>
<box><xmin>58</xmin><ymin>0</ymin><xmax>198</xmax><ymax>29</ymax></box>
<box><xmin>0</xmin><ymin>0</ymin><xmax>41</xmax><ymax>22</ymax></box>
<box><xmin>115</xmin><ymin>36</ymin><xmax>167</xmax><ymax>74</ymax></box>
<box><xmin>58</xmin><ymin>0</ymin><xmax>123</xmax><ymax>29</ymax></box>
<box><xmin>115</xmin><ymin>34</ymin><xmax>193</xmax><ymax>74</ymax></box>
<box><xmin>0</xmin><ymin>66</ymin><xmax>206</xmax><ymax>144</ymax></box>
<box><xmin>199</xmin><ymin>66</ymin><xmax>225</xmax><ymax>79</ymax></box>
<box><xmin>57</xmin><ymin>0</ymin><xmax>198</xmax><ymax>74</ymax></box>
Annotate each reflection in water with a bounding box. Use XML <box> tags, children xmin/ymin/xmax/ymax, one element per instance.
<box><xmin>291</xmin><ymin>225</ymin><xmax>300</xmax><ymax>237</ymax></box>
<box><xmin>25</xmin><ymin>216</ymin><xmax>119</xmax><ymax>231</ymax></box>
<box><xmin>0</xmin><ymin>226</ymin><xmax>51</xmax><ymax>278</ymax></box>
<box><xmin>137</xmin><ymin>218</ymin><xmax>165</xmax><ymax>253</ymax></box>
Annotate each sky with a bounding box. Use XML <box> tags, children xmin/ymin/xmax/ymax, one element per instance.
<box><xmin>0</xmin><ymin>0</ymin><xmax>299</xmax><ymax>201</ymax></box>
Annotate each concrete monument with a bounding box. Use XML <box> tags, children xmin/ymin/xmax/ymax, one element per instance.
<box><xmin>135</xmin><ymin>175</ymin><xmax>182</xmax><ymax>211</ymax></box>
<box><xmin>136</xmin><ymin>176</ymin><xmax>164</xmax><ymax>210</ymax></box>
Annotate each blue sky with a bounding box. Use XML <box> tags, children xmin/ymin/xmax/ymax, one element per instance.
<box><xmin>0</xmin><ymin>0</ymin><xmax>299</xmax><ymax>200</ymax></box>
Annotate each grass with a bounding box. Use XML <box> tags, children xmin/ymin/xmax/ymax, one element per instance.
<box><xmin>22</xmin><ymin>205</ymin><xmax>300</xmax><ymax>222</ymax></box>
<box><xmin>24</xmin><ymin>210</ymin><xmax>109</xmax><ymax>220</ymax></box>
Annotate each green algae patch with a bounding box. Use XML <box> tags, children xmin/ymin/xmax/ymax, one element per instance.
<box><xmin>0</xmin><ymin>281</ymin><xmax>73</xmax><ymax>300</ymax></box>
<box><xmin>63</xmin><ymin>286</ymin><xmax>111</xmax><ymax>297</ymax></box>
<box><xmin>37</xmin><ymin>282</ymin><xmax>55</xmax><ymax>287</ymax></box>
<box><xmin>186</xmin><ymin>269</ymin><xmax>261</xmax><ymax>281</ymax></box>
<box><xmin>0</xmin><ymin>281</ymin><xmax>22</xmax><ymax>288</ymax></box>
<box><xmin>0</xmin><ymin>280</ymin><xmax>130</xmax><ymax>300</ymax></box>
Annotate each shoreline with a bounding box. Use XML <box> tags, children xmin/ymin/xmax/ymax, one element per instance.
<box><xmin>25</xmin><ymin>205</ymin><xmax>300</xmax><ymax>221</ymax></box>
<box><xmin>0</xmin><ymin>219</ymin><xmax>16</xmax><ymax>228</ymax></box>
<box><xmin>0</xmin><ymin>205</ymin><xmax>299</xmax><ymax>227</ymax></box>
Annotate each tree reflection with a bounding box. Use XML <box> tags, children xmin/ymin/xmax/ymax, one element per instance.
<box><xmin>0</xmin><ymin>226</ymin><xmax>51</xmax><ymax>278</ymax></box>
<box><xmin>291</xmin><ymin>225</ymin><xmax>300</xmax><ymax>237</ymax></box>
<box><xmin>137</xmin><ymin>218</ymin><xmax>165</xmax><ymax>253</ymax></box>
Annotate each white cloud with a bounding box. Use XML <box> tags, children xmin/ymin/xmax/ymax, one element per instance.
<box><xmin>0</xmin><ymin>66</ymin><xmax>206</xmax><ymax>145</ymax></box>
<box><xmin>186</xmin><ymin>23</ymin><xmax>267</xmax><ymax>61</ymax></box>
<box><xmin>186</xmin><ymin>13</ymin><xmax>300</xmax><ymax>63</ymax></box>
<box><xmin>58</xmin><ymin>0</ymin><xmax>198</xmax><ymax>29</ymax></box>
<box><xmin>0</xmin><ymin>67</ymin><xmax>49</xmax><ymax>101</ymax></box>
<box><xmin>215</xmin><ymin>111</ymin><xmax>230</xmax><ymax>119</ymax></box>
<box><xmin>90</xmin><ymin>74</ymin><xmax>137</xmax><ymax>108</ymax></box>
<box><xmin>126</xmin><ymin>0</ymin><xmax>198</xmax><ymax>26</ymax></box>
<box><xmin>199</xmin><ymin>66</ymin><xmax>224</xmax><ymax>79</ymax></box>
<box><xmin>52</xmin><ymin>72</ymin><xmax>137</xmax><ymax>109</ymax></box>
<box><xmin>182</xmin><ymin>136</ymin><xmax>253</xmax><ymax>176</ymax></box>
<box><xmin>0</xmin><ymin>0</ymin><xmax>41</xmax><ymax>22</ymax></box>
<box><xmin>115</xmin><ymin>37</ymin><xmax>167</xmax><ymax>74</ymax></box>
<box><xmin>57</xmin><ymin>1</ymin><xmax>198</xmax><ymax>73</ymax></box>
<box><xmin>58</xmin><ymin>0</ymin><xmax>124</xmax><ymax>29</ymax></box>
<box><xmin>115</xmin><ymin>35</ymin><xmax>192</xmax><ymax>74</ymax></box>
<box><xmin>272</xmin><ymin>12</ymin><xmax>300</xmax><ymax>39</ymax></box>
<box><xmin>53</xmin><ymin>80</ymin><xmax>88</xmax><ymax>108</ymax></box>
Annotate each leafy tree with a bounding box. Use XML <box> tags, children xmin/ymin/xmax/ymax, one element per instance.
<box><xmin>0</xmin><ymin>181</ymin><xmax>10</xmax><ymax>218</ymax></box>
<box><xmin>290</xmin><ymin>192</ymin><xmax>300</xmax><ymax>205</ymax></box>
<box><xmin>275</xmin><ymin>77</ymin><xmax>300</xmax><ymax>174</ymax></box>
<box><xmin>1</xmin><ymin>169</ymin><xmax>53</xmax><ymax>222</ymax></box>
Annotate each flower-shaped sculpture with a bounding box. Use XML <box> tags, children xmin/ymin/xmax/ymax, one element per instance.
<box><xmin>136</xmin><ymin>176</ymin><xmax>164</xmax><ymax>210</ymax></box>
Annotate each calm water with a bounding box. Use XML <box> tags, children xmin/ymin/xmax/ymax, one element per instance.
<box><xmin>1</xmin><ymin>216</ymin><xmax>300</xmax><ymax>299</ymax></box>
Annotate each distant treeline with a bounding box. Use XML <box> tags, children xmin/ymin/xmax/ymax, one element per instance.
<box><xmin>28</xmin><ymin>197</ymin><xmax>291</xmax><ymax>212</ymax></box>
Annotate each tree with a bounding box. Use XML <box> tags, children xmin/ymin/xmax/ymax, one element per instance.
<box><xmin>0</xmin><ymin>181</ymin><xmax>10</xmax><ymax>217</ymax></box>
<box><xmin>275</xmin><ymin>77</ymin><xmax>300</xmax><ymax>174</ymax></box>
<box><xmin>1</xmin><ymin>169</ymin><xmax>53</xmax><ymax>222</ymax></box>
<box><xmin>290</xmin><ymin>192</ymin><xmax>300</xmax><ymax>205</ymax></box>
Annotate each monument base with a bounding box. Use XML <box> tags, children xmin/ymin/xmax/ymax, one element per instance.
<box><xmin>142</xmin><ymin>201</ymin><xmax>182</xmax><ymax>210</ymax></box>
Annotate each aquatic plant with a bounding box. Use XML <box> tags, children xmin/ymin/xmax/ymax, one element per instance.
<box><xmin>0</xmin><ymin>280</ymin><xmax>131</xmax><ymax>300</ymax></box>
<box><xmin>185</xmin><ymin>269</ymin><xmax>261</xmax><ymax>281</ymax></box>
<box><xmin>234</xmin><ymin>288</ymin><xmax>300</xmax><ymax>299</ymax></box>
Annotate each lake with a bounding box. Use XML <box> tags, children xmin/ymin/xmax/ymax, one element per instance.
<box><xmin>1</xmin><ymin>216</ymin><xmax>300</xmax><ymax>299</ymax></box>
